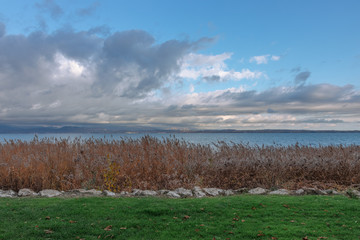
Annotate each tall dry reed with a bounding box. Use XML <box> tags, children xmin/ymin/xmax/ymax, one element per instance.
<box><xmin>0</xmin><ymin>136</ymin><xmax>359</xmax><ymax>191</ymax></box>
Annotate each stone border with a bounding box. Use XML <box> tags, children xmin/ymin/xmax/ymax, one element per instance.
<box><xmin>1</xmin><ymin>187</ymin><xmax>359</xmax><ymax>199</ymax></box>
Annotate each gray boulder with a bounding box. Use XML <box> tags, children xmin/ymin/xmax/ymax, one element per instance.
<box><xmin>174</xmin><ymin>188</ymin><xmax>193</xmax><ymax>198</ymax></box>
<box><xmin>119</xmin><ymin>191</ymin><xmax>129</xmax><ymax>196</ymax></box>
<box><xmin>18</xmin><ymin>188</ymin><xmax>38</xmax><ymax>197</ymax></box>
<box><xmin>83</xmin><ymin>189</ymin><xmax>102</xmax><ymax>196</ymax></box>
<box><xmin>248</xmin><ymin>187</ymin><xmax>267</xmax><ymax>195</ymax></box>
<box><xmin>166</xmin><ymin>191</ymin><xmax>181</xmax><ymax>198</ymax></box>
<box><xmin>295</xmin><ymin>189</ymin><xmax>305</xmax><ymax>195</ymax></box>
<box><xmin>203</xmin><ymin>188</ymin><xmax>224</xmax><ymax>197</ymax></box>
<box><xmin>103</xmin><ymin>190</ymin><xmax>116</xmax><ymax>197</ymax></box>
<box><xmin>39</xmin><ymin>189</ymin><xmax>62</xmax><ymax>197</ymax></box>
<box><xmin>303</xmin><ymin>188</ymin><xmax>327</xmax><ymax>195</ymax></box>
<box><xmin>192</xmin><ymin>186</ymin><xmax>206</xmax><ymax>198</ymax></box>
<box><xmin>0</xmin><ymin>189</ymin><xmax>17</xmax><ymax>198</ymax></box>
<box><xmin>234</xmin><ymin>188</ymin><xmax>248</xmax><ymax>194</ymax></box>
<box><xmin>158</xmin><ymin>189</ymin><xmax>169</xmax><ymax>195</ymax></box>
<box><xmin>269</xmin><ymin>189</ymin><xmax>290</xmax><ymax>195</ymax></box>
<box><xmin>348</xmin><ymin>189</ymin><xmax>360</xmax><ymax>198</ymax></box>
<box><xmin>224</xmin><ymin>189</ymin><xmax>234</xmax><ymax>196</ymax></box>
<box><xmin>327</xmin><ymin>189</ymin><xmax>341</xmax><ymax>195</ymax></box>
<box><xmin>132</xmin><ymin>190</ymin><xmax>157</xmax><ymax>197</ymax></box>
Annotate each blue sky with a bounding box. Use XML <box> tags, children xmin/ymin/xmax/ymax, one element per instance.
<box><xmin>0</xmin><ymin>0</ymin><xmax>359</xmax><ymax>130</ymax></box>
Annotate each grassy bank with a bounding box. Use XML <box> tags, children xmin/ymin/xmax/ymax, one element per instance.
<box><xmin>1</xmin><ymin>195</ymin><xmax>360</xmax><ymax>239</ymax></box>
<box><xmin>1</xmin><ymin>136</ymin><xmax>360</xmax><ymax>191</ymax></box>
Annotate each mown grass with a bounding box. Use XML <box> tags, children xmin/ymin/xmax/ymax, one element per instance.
<box><xmin>1</xmin><ymin>195</ymin><xmax>360</xmax><ymax>239</ymax></box>
<box><xmin>1</xmin><ymin>136</ymin><xmax>360</xmax><ymax>192</ymax></box>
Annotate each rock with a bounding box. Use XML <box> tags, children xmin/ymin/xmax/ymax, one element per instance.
<box><xmin>166</xmin><ymin>191</ymin><xmax>181</xmax><ymax>198</ymax></box>
<box><xmin>0</xmin><ymin>189</ymin><xmax>17</xmax><ymax>198</ymax></box>
<box><xmin>192</xmin><ymin>186</ymin><xmax>206</xmax><ymax>198</ymax></box>
<box><xmin>18</xmin><ymin>188</ymin><xmax>38</xmax><ymax>197</ymax></box>
<box><xmin>119</xmin><ymin>191</ymin><xmax>129</xmax><ymax>196</ymax></box>
<box><xmin>303</xmin><ymin>188</ymin><xmax>327</xmax><ymax>195</ymax></box>
<box><xmin>39</xmin><ymin>189</ymin><xmax>62</xmax><ymax>197</ymax></box>
<box><xmin>132</xmin><ymin>190</ymin><xmax>157</xmax><ymax>197</ymax></box>
<box><xmin>141</xmin><ymin>190</ymin><xmax>158</xmax><ymax>197</ymax></box>
<box><xmin>158</xmin><ymin>189</ymin><xmax>169</xmax><ymax>195</ymax></box>
<box><xmin>83</xmin><ymin>189</ymin><xmax>102</xmax><ymax>196</ymax></box>
<box><xmin>234</xmin><ymin>188</ymin><xmax>248</xmax><ymax>194</ymax></box>
<box><xmin>103</xmin><ymin>190</ymin><xmax>116</xmax><ymax>197</ymax></box>
<box><xmin>348</xmin><ymin>189</ymin><xmax>360</xmax><ymax>198</ymax></box>
<box><xmin>174</xmin><ymin>188</ymin><xmax>193</xmax><ymax>198</ymax></box>
<box><xmin>269</xmin><ymin>189</ymin><xmax>290</xmax><ymax>195</ymax></box>
<box><xmin>65</xmin><ymin>189</ymin><xmax>102</xmax><ymax>196</ymax></box>
<box><xmin>203</xmin><ymin>188</ymin><xmax>224</xmax><ymax>197</ymax></box>
<box><xmin>324</xmin><ymin>189</ymin><xmax>341</xmax><ymax>195</ymax></box>
<box><xmin>295</xmin><ymin>189</ymin><xmax>305</xmax><ymax>195</ymax></box>
<box><xmin>131</xmin><ymin>189</ymin><xmax>142</xmax><ymax>196</ymax></box>
<box><xmin>248</xmin><ymin>187</ymin><xmax>267</xmax><ymax>195</ymax></box>
<box><xmin>224</xmin><ymin>189</ymin><xmax>234</xmax><ymax>196</ymax></box>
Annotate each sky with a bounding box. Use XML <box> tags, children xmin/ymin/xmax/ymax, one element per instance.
<box><xmin>0</xmin><ymin>0</ymin><xmax>359</xmax><ymax>130</ymax></box>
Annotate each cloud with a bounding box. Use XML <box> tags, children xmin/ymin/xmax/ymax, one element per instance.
<box><xmin>0</xmin><ymin>24</ymin><xmax>215</xmax><ymax>125</ymax></box>
<box><xmin>77</xmin><ymin>1</ymin><xmax>100</xmax><ymax>17</ymax></box>
<box><xmin>0</xmin><ymin>22</ymin><xmax>5</xmax><ymax>38</ymax></box>
<box><xmin>249</xmin><ymin>54</ymin><xmax>281</xmax><ymax>64</ymax></box>
<box><xmin>294</xmin><ymin>71</ymin><xmax>311</xmax><ymax>85</ymax></box>
<box><xmin>180</xmin><ymin>53</ymin><xmax>263</xmax><ymax>82</ymax></box>
<box><xmin>35</xmin><ymin>0</ymin><xmax>64</xmax><ymax>20</ymax></box>
<box><xmin>271</xmin><ymin>55</ymin><xmax>280</xmax><ymax>61</ymax></box>
<box><xmin>0</xmin><ymin>22</ymin><xmax>359</xmax><ymax>130</ymax></box>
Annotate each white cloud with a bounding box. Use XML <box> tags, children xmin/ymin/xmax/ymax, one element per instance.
<box><xmin>249</xmin><ymin>54</ymin><xmax>281</xmax><ymax>64</ymax></box>
<box><xmin>271</xmin><ymin>55</ymin><xmax>281</xmax><ymax>61</ymax></box>
<box><xmin>179</xmin><ymin>53</ymin><xmax>263</xmax><ymax>81</ymax></box>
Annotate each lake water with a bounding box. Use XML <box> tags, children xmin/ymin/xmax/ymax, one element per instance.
<box><xmin>0</xmin><ymin>132</ymin><xmax>359</xmax><ymax>147</ymax></box>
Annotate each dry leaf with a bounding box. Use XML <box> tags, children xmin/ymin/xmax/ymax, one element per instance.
<box><xmin>69</xmin><ymin>220</ymin><xmax>77</xmax><ymax>223</ymax></box>
<box><xmin>44</xmin><ymin>229</ymin><xmax>53</xmax><ymax>234</ymax></box>
<box><xmin>104</xmin><ymin>225</ymin><xmax>112</xmax><ymax>231</ymax></box>
<box><xmin>183</xmin><ymin>215</ymin><xmax>190</xmax><ymax>220</ymax></box>
<box><xmin>45</xmin><ymin>216</ymin><xmax>51</xmax><ymax>220</ymax></box>
<box><xmin>120</xmin><ymin>227</ymin><xmax>127</xmax><ymax>230</ymax></box>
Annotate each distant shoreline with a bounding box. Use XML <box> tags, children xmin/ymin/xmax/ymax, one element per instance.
<box><xmin>0</xmin><ymin>125</ymin><xmax>359</xmax><ymax>134</ymax></box>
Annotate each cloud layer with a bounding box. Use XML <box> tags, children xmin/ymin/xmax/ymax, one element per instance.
<box><xmin>0</xmin><ymin>21</ymin><xmax>359</xmax><ymax>130</ymax></box>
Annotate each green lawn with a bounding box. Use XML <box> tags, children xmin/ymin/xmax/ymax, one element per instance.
<box><xmin>1</xmin><ymin>195</ymin><xmax>359</xmax><ymax>239</ymax></box>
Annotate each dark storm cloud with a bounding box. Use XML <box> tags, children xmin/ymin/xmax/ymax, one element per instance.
<box><xmin>294</xmin><ymin>71</ymin><xmax>311</xmax><ymax>85</ymax></box>
<box><xmin>35</xmin><ymin>0</ymin><xmax>64</xmax><ymax>20</ymax></box>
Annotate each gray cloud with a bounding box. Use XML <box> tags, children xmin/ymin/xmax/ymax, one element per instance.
<box><xmin>77</xmin><ymin>1</ymin><xmax>100</xmax><ymax>17</ymax></box>
<box><xmin>203</xmin><ymin>75</ymin><xmax>221</xmax><ymax>82</ymax></box>
<box><xmin>0</xmin><ymin>22</ymin><xmax>359</xmax><ymax>130</ymax></box>
<box><xmin>35</xmin><ymin>0</ymin><xmax>64</xmax><ymax>20</ymax></box>
<box><xmin>0</xmin><ymin>22</ymin><xmax>5</xmax><ymax>38</ymax></box>
<box><xmin>294</xmin><ymin>71</ymin><xmax>311</xmax><ymax>85</ymax></box>
<box><xmin>0</xmin><ymin>24</ymin><xmax>214</xmax><ymax>126</ymax></box>
<box><xmin>88</xmin><ymin>25</ymin><xmax>111</xmax><ymax>36</ymax></box>
<box><xmin>291</xmin><ymin>66</ymin><xmax>301</xmax><ymax>73</ymax></box>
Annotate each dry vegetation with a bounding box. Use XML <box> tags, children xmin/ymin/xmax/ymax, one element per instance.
<box><xmin>0</xmin><ymin>135</ymin><xmax>360</xmax><ymax>192</ymax></box>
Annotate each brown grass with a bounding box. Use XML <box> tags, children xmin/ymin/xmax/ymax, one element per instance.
<box><xmin>0</xmin><ymin>135</ymin><xmax>359</xmax><ymax>192</ymax></box>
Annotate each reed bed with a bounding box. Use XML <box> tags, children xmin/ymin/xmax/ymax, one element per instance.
<box><xmin>0</xmin><ymin>135</ymin><xmax>359</xmax><ymax>192</ymax></box>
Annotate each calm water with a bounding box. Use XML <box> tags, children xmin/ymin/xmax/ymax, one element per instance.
<box><xmin>0</xmin><ymin>132</ymin><xmax>359</xmax><ymax>146</ymax></box>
